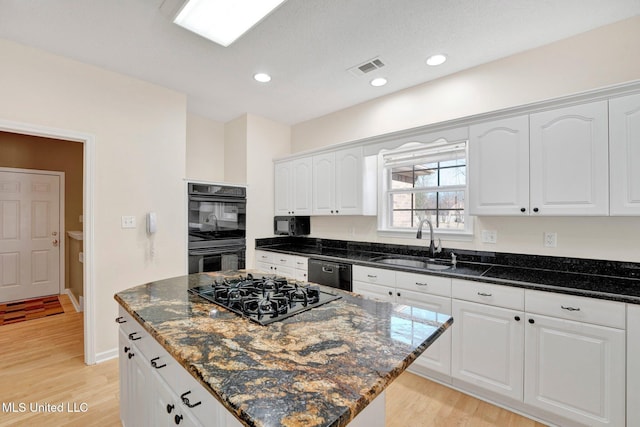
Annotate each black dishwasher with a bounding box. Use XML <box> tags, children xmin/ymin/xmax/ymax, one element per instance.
<box><xmin>308</xmin><ymin>259</ymin><xmax>352</xmax><ymax>292</ymax></box>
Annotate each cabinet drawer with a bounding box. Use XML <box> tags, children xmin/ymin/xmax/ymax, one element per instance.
<box><xmin>396</xmin><ymin>271</ymin><xmax>451</xmax><ymax>297</ymax></box>
<box><xmin>525</xmin><ymin>290</ymin><xmax>625</xmax><ymax>329</ymax></box>
<box><xmin>172</xmin><ymin>361</ymin><xmax>222</xmax><ymax>426</ymax></box>
<box><xmin>353</xmin><ymin>265</ymin><xmax>395</xmax><ymax>285</ymax></box>
<box><xmin>294</xmin><ymin>256</ymin><xmax>308</xmax><ymax>271</ymax></box>
<box><xmin>273</xmin><ymin>253</ymin><xmax>296</xmax><ymax>267</ymax></box>
<box><xmin>255</xmin><ymin>250</ymin><xmax>273</xmax><ymax>264</ymax></box>
<box><xmin>452</xmin><ymin>279</ymin><xmax>524</xmax><ymax>310</ymax></box>
<box><xmin>144</xmin><ymin>335</ymin><xmax>179</xmax><ymax>386</ymax></box>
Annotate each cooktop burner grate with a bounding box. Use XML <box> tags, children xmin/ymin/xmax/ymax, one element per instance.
<box><xmin>189</xmin><ymin>274</ymin><xmax>341</xmax><ymax>325</ymax></box>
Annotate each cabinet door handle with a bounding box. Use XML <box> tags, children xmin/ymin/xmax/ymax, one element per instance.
<box><xmin>533</xmin><ymin>207</ymin><xmax>539</xmax><ymax>213</ymax></box>
<box><xmin>166</xmin><ymin>404</ymin><xmax>175</xmax><ymax>414</ymax></box>
<box><xmin>367</xmin><ymin>274</ymin><xmax>377</xmax><ymax>278</ymax></box>
<box><xmin>477</xmin><ymin>292</ymin><xmax>492</xmax><ymax>297</ymax></box>
<box><xmin>396</xmin><ymin>292</ymin><xmax>401</xmax><ymax>297</ymax></box>
<box><xmin>528</xmin><ymin>318</ymin><xmax>535</xmax><ymax>324</ymax></box>
<box><xmin>520</xmin><ymin>208</ymin><xmax>526</xmax><ymax>213</ymax></box>
<box><xmin>128</xmin><ymin>332</ymin><xmax>142</xmax><ymax>341</ymax></box>
<box><xmin>128</xmin><ymin>352</ymin><xmax>135</xmax><ymax>359</ymax></box>
<box><xmin>415</xmin><ymin>282</ymin><xmax>428</xmax><ymax>286</ymax></box>
<box><xmin>115</xmin><ymin>316</ymin><xmax>127</xmax><ymax>324</ymax></box>
<box><xmin>151</xmin><ymin>357</ymin><xmax>167</xmax><ymax>369</ymax></box>
<box><xmin>388</xmin><ymin>291</ymin><xmax>393</xmax><ymax>296</ymax></box>
<box><xmin>123</xmin><ymin>346</ymin><xmax>130</xmax><ymax>354</ymax></box>
<box><xmin>514</xmin><ymin>316</ymin><xmax>521</xmax><ymax>321</ymax></box>
<box><xmin>174</xmin><ymin>414</ymin><xmax>183</xmax><ymax>425</ymax></box>
<box><xmin>180</xmin><ymin>391</ymin><xmax>202</xmax><ymax>408</ymax></box>
<box><xmin>561</xmin><ymin>305</ymin><xmax>581</xmax><ymax>312</ymax></box>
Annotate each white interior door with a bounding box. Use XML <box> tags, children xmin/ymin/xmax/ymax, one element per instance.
<box><xmin>0</xmin><ymin>170</ymin><xmax>60</xmax><ymax>302</ymax></box>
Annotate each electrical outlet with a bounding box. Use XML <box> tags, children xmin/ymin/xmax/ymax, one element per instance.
<box><xmin>544</xmin><ymin>232</ymin><xmax>557</xmax><ymax>248</ymax></box>
<box><xmin>121</xmin><ymin>215</ymin><xmax>136</xmax><ymax>229</ymax></box>
<box><xmin>481</xmin><ymin>230</ymin><xmax>498</xmax><ymax>244</ymax></box>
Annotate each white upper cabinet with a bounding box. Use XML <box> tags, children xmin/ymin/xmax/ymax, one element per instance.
<box><xmin>529</xmin><ymin>101</ymin><xmax>609</xmax><ymax>215</ymax></box>
<box><xmin>609</xmin><ymin>93</ymin><xmax>640</xmax><ymax>215</ymax></box>
<box><xmin>274</xmin><ymin>157</ymin><xmax>313</xmax><ymax>216</ymax></box>
<box><xmin>313</xmin><ymin>146</ymin><xmax>365</xmax><ymax>215</ymax></box>
<box><xmin>469</xmin><ymin>115</ymin><xmax>530</xmax><ymax>215</ymax></box>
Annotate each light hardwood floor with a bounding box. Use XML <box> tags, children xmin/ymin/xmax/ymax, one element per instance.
<box><xmin>0</xmin><ymin>294</ymin><xmax>545</xmax><ymax>427</ymax></box>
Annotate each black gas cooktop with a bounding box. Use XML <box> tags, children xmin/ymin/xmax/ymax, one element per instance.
<box><xmin>189</xmin><ymin>274</ymin><xmax>341</xmax><ymax>325</ymax></box>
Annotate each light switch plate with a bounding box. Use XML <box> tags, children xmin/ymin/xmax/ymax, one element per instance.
<box><xmin>481</xmin><ymin>230</ymin><xmax>497</xmax><ymax>244</ymax></box>
<box><xmin>121</xmin><ymin>215</ymin><xmax>136</xmax><ymax>229</ymax></box>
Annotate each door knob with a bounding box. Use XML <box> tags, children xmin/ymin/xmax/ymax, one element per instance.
<box><xmin>52</xmin><ymin>231</ymin><xmax>58</xmax><ymax>236</ymax></box>
<box><xmin>52</xmin><ymin>239</ymin><xmax>59</xmax><ymax>247</ymax></box>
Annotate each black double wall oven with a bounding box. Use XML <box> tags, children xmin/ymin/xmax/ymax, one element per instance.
<box><xmin>188</xmin><ymin>183</ymin><xmax>246</xmax><ymax>274</ymax></box>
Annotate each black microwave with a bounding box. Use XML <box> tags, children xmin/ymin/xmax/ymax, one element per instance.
<box><xmin>274</xmin><ymin>216</ymin><xmax>311</xmax><ymax>236</ymax></box>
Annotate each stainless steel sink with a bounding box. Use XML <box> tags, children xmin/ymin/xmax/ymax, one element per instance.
<box><xmin>369</xmin><ymin>255</ymin><xmax>453</xmax><ymax>271</ymax></box>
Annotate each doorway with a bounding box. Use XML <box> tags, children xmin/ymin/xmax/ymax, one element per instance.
<box><xmin>0</xmin><ymin>122</ymin><xmax>95</xmax><ymax>364</ymax></box>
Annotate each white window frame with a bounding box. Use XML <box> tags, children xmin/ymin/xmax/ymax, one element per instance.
<box><xmin>377</xmin><ymin>139</ymin><xmax>473</xmax><ymax>241</ymax></box>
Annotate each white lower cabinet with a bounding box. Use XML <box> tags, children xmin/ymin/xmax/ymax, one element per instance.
<box><xmin>353</xmin><ymin>266</ymin><xmax>452</xmax><ymax>378</ymax></box>
<box><xmin>254</xmin><ymin>250</ymin><xmax>308</xmax><ymax>280</ymax></box>
<box><xmin>451</xmin><ymin>281</ymin><xmax>525</xmax><ymax>401</ymax></box>
<box><xmin>524</xmin><ymin>291</ymin><xmax>625</xmax><ymax>427</ymax></box>
<box><xmin>628</xmin><ymin>304</ymin><xmax>640</xmax><ymax>427</ymax></box>
<box><xmin>117</xmin><ymin>307</ymin><xmax>243</xmax><ymax>427</ymax></box>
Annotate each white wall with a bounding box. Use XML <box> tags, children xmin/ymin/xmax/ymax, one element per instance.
<box><xmin>0</xmin><ymin>38</ymin><xmax>188</xmax><ymax>356</ymax></box>
<box><xmin>186</xmin><ymin>113</ymin><xmax>224</xmax><ymax>182</ymax></box>
<box><xmin>290</xmin><ymin>16</ymin><xmax>640</xmax><ymax>263</ymax></box>
<box><xmin>245</xmin><ymin>114</ymin><xmax>291</xmax><ymax>266</ymax></box>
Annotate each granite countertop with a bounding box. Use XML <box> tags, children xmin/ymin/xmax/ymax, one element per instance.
<box><xmin>256</xmin><ymin>242</ymin><xmax>640</xmax><ymax>304</ymax></box>
<box><xmin>114</xmin><ymin>271</ymin><xmax>453</xmax><ymax>427</ymax></box>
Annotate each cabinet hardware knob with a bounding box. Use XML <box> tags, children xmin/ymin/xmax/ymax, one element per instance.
<box><xmin>388</xmin><ymin>291</ymin><xmax>393</xmax><ymax>296</ymax></box>
<box><xmin>115</xmin><ymin>316</ymin><xmax>126</xmax><ymax>324</ymax></box>
<box><xmin>415</xmin><ymin>282</ymin><xmax>428</xmax><ymax>286</ymax></box>
<box><xmin>336</xmin><ymin>210</ymin><xmax>339</xmax><ymax>213</ymax></box>
<box><xmin>367</xmin><ymin>275</ymin><xmax>377</xmax><ymax>278</ymax></box>
<box><xmin>174</xmin><ymin>414</ymin><xmax>183</xmax><ymax>425</ymax></box>
<box><xmin>166</xmin><ymin>404</ymin><xmax>174</xmax><ymax>414</ymax></box>
<box><xmin>561</xmin><ymin>305</ymin><xmax>581</xmax><ymax>312</ymax></box>
<box><xmin>528</xmin><ymin>318</ymin><xmax>535</xmax><ymax>324</ymax></box>
<box><xmin>520</xmin><ymin>208</ymin><xmax>526</xmax><ymax>213</ymax></box>
<box><xmin>514</xmin><ymin>316</ymin><xmax>521</xmax><ymax>321</ymax></box>
<box><xmin>123</xmin><ymin>346</ymin><xmax>130</xmax><ymax>354</ymax></box>
<box><xmin>330</xmin><ymin>210</ymin><xmax>334</xmax><ymax>214</ymax></box>
<box><xmin>477</xmin><ymin>292</ymin><xmax>492</xmax><ymax>297</ymax></box>
<box><xmin>180</xmin><ymin>391</ymin><xmax>202</xmax><ymax>408</ymax></box>
<box><xmin>396</xmin><ymin>292</ymin><xmax>401</xmax><ymax>297</ymax></box>
<box><xmin>151</xmin><ymin>357</ymin><xmax>167</xmax><ymax>369</ymax></box>
<box><xmin>128</xmin><ymin>332</ymin><xmax>142</xmax><ymax>341</ymax></box>
<box><xmin>533</xmin><ymin>207</ymin><xmax>539</xmax><ymax>213</ymax></box>
<box><xmin>128</xmin><ymin>352</ymin><xmax>135</xmax><ymax>359</ymax></box>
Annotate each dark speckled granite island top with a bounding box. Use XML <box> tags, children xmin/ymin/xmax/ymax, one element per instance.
<box><xmin>114</xmin><ymin>271</ymin><xmax>453</xmax><ymax>427</ymax></box>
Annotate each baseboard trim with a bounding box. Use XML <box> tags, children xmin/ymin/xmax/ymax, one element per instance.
<box><xmin>62</xmin><ymin>289</ymin><xmax>81</xmax><ymax>312</ymax></box>
<box><xmin>95</xmin><ymin>348</ymin><xmax>119</xmax><ymax>364</ymax></box>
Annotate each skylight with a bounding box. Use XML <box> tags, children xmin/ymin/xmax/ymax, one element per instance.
<box><xmin>174</xmin><ymin>0</ymin><xmax>286</xmax><ymax>47</ymax></box>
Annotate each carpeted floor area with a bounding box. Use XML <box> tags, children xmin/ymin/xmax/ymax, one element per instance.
<box><xmin>0</xmin><ymin>295</ymin><xmax>64</xmax><ymax>326</ymax></box>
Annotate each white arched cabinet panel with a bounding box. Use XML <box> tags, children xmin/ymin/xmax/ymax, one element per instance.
<box><xmin>529</xmin><ymin>101</ymin><xmax>609</xmax><ymax>215</ymax></box>
<box><xmin>291</xmin><ymin>157</ymin><xmax>313</xmax><ymax>215</ymax></box>
<box><xmin>469</xmin><ymin>115</ymin><xmax>530</xmax><ymax>215</ymax></box>
<box><xmin>335</xmin><ymin>146</ymin><xmax>363</xmax><ymax>215</ymax></box>
<box><xmin>274</xmin><ymin>157</ymin><xmax>313</xmax><ymax>216</ymax></box>
<box><xmin>274</xmin><ymin>161</ymin><xmax>292</xmax><ymax>215</ymax></box>
<box><xmin>609</xmin><ymin>93</ymin><xmax>640</xmax><ymax>215</ymax></box>
<box><xmin>312</xmin><ymin>152</ymin><xmax>336</xmax><ymax>215</ymax></box>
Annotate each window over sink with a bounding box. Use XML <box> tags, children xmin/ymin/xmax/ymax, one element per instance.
<box><xmin>378</xmin><ymin>138</ymin><xmax>473</xmax><ymax>239</ymax></box>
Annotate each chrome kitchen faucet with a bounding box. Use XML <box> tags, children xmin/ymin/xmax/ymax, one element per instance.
<box><xmin>416</xmin><ymin>218</ymin><xmax>442</xmax><ymax>259</ymax></box>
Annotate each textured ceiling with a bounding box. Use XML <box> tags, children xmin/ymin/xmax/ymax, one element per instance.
<box><xmin>0</xmin><ymin>0</ymin><xmax>639</xmax><ymax>125</ymax></box>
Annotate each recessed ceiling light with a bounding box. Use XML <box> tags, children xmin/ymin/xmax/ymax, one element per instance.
<box><xmin>426</xmin><ymin>54</ymin><xmax>447</xmax><ymax>66</ymax></box>
<box><xmin>254</xmin><ymin>73</ymin><xmax>272</xmax><ymax>83</ymax></box>
<box><xmin>370</xmin><ymin>77</ymin><xmax>387</xmax><ymax>87</ymax></box>
<box><xmin>174</xmin><ymin>0</ymin><xmax>287</xmax><ymax>47</ymax></box>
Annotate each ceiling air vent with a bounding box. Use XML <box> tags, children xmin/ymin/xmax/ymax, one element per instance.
<box><xmin>348</xmin><ymin>57</ymin><xmax>386</xmax><ymax>77</ymax></box>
